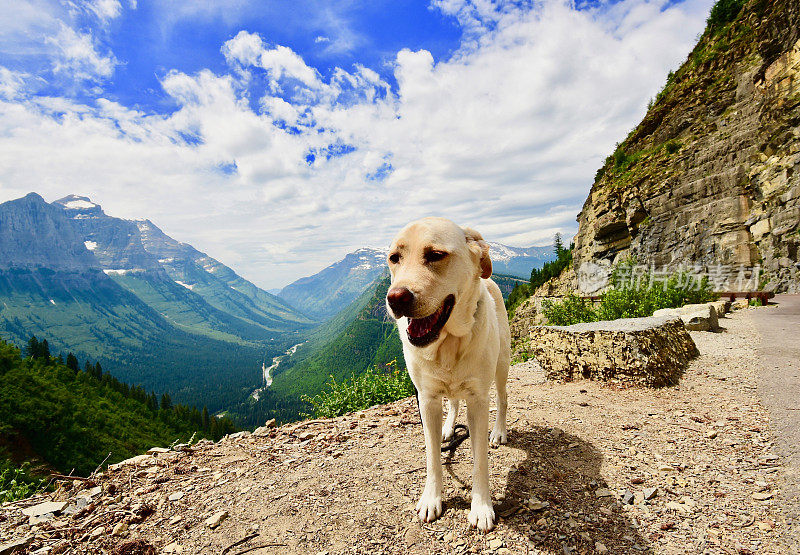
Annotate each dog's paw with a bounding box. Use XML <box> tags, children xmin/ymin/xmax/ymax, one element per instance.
<box><xmin>489</xmin><ymin>428</ymin><xmax>507</xmax><ymax>447</ymax></box>
<box><xmin>416</xmin><ymin>490</ymin><xmax>442</xmax><ymax>523</ymax></box>
<box><xmin>468</xmin><ymin>500</ymin><xmax>495</xmax><ymax>532</ymax></box>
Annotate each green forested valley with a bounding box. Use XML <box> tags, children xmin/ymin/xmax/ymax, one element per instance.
<box><xmin>228</xmin><ymin>276</ymin><xmax>404</xmax><ymax>425</ymax></box>
<box><xmin>0</xmin><ymin>336</ymin><xmax>236</xmax><ymax>477</ymax></box>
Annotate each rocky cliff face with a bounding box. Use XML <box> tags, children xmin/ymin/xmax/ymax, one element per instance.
<box><xmin>572</xmin><ymin>0</ymin><xmax>800</xmax><ymax>293</ymax></box>
<box><xmin>54</xmin><ymin>195</ymin><xmax>166</xmax><ymax>276</ymax></box>
<box><xmin>0</xmin><ymin>193</ymin><xmax>101</xmax><ymax>272</ymax></box>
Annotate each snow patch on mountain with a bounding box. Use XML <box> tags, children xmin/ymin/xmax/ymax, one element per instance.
<box><xmin>103</xmin><ymin>269</ymin><xmax>146</xmax><ymax>275</ymax></box>
<box><xmin>84</xmin><ymin>241</ymin><xmax>98</xmax><ymax>251</ymax></box>
<box><xmin>63</xmin><ymin>199</ymin><xmax>97</xmax><ymax>210</ymax></box>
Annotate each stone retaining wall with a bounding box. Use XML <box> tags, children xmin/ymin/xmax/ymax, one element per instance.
<box><xmin>518</xmin><ymin>316</ymin><xmax>699</xmax><ymax>387</ymax></box>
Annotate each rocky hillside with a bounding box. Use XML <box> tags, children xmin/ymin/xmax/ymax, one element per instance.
<box><xmin>572</xmin><ymin>0</ymin><xmax>800</xmax><ymax>293</ymax></box>
<box><xmin>0</xmin><ymin>194</ymin><xmax>101</xmax><ymax>272</ymax></box>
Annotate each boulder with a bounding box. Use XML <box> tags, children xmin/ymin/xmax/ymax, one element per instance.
<box><xmin>653</xmin><ymin>303</ymin><xmax>720</xmax><ymax>331</ymax></box>
<box><xmin>731</xmin><ymin>298</ymin><xmax>750</xmax><ymax>310</ymax></box>
<box><xmin>522</xmin><ymin>316</ymin><xmax>699</xmax><ymax>387</ymax></box>
<box><xmin>108</xmin><ymin>454</ymin><xmax>153</xmax><ymax>470</ymax></box>
<box><xmin>709</xmin><ymin>300</ymin><xmax>730</xmax><ymax>318</ymax></box>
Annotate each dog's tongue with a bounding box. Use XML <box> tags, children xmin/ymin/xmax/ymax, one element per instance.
<box><xmin>407</xmin><ymin>305</ymin><xmax>442</xmax><ymax>338</ymax></box>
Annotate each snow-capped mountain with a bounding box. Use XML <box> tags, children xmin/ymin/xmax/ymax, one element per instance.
<box><xmin>52</xmin><ymin>194</ymin><xmax>311</xmax><ymax>334</ymax></box>
<box><xmin>278</xmin><ymin>247</ymin><xmax>388</xmax><ymax>320</ymax></box>
<box><xmin>486</xmin><ymin>242</ymin><xmax>555</xmax><ymax>278</ymax></box>
<box><xmin>0</xmin><ymin>193</ymin><xmax>308</xmax><ymax>410</ymax></box>
<box><xmin>278</xmin><ymin>241</ymin><xmax>555</xmax><ymax>320</ymax></box>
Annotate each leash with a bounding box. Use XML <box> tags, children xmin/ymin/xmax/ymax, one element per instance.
<box><xmin>441</xmin><ymin>424</ymin><xmax>470</xmax><ymax>453</ymax></box>
<box><xmin>414</xmin><ymin>386</ymin><xmax>471</xmax><ymax>453</ymax></box>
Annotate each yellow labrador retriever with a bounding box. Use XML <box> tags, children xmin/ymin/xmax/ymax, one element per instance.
<box><xmin>385</xmin><ymin>217</ymin><xmax>511</xmax><ymax>531</ymax></box>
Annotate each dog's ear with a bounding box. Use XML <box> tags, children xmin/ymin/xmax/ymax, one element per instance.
<box><xmin>462</xmin><ymin>226</ymin><xmax>492</xmax><ymax>279</ymax></box>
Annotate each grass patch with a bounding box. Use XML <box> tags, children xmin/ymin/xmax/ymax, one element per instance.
<box><xmin>302</xmin><ymin>360</ymin><xmax>415</xmax><ymax>419</ymax></box>
<box><xmin>664</xmin><ymin>139</ymin><xmax>682</xmax><ymax>154</ymax></box>
<box><xmin>0</xmin><ymin>461</ymin><xmax>46</xmax><ymax>503</ymax></box>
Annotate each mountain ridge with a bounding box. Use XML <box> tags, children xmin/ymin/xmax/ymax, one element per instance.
<box><xmin>277</xmin><ymin>242</ymin><xmax>555</xmax><ymax>320</ymax></box>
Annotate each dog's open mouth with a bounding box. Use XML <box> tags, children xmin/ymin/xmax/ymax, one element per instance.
<box><xmin>406</xmin><ymin>294</ymin><xmax>455</xmax><ymax>347</ymax></box>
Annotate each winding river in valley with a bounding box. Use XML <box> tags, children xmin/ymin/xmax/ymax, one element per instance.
<box><xmin>251</xmin><ymin>342</ymin><xmax>305</xmax><ymax>401</ymax></box>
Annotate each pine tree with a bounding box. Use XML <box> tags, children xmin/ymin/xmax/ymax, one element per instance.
<box><xmin>25</xmin><ymin>336</ymin><xmax>40</xmax><ymax>359</ymax></box>
<box><xmin>66</xmin><ymin>353</ymin><xmax>79</xmax><ymax>372</ymax></box>
<box><xmin>160</xmin><ymin>393</ymin><xmax>172</xmax><ymax>411</ymax></box>
<box><xmin>202</xmin><ymin>406</ymin><xmax>210</xmax><ymax>431</ymax></box>
<box><xmin>40</xmin><ymin>339</ymin><xmax>51</xmax><ymax>361</ymax></box>
<box><xmin>94</xmin><ymin>362</ymin><xmax>103</xmax><ymax>378</ymax></box>
<box><xmin>554</xmin><ymin>233</ymin><xmax>564</xmax><ymax>257</ymax></box>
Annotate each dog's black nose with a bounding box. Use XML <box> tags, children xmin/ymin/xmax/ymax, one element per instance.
<box><xmin>387</xmin><ymin>287</ymin><xmax>414</xmax><ymax>317</ymax></box>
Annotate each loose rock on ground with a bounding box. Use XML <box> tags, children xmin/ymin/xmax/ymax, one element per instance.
<box><xmin>0</xmin><ymin>309</ymin><xmax>794</xmax><ymax>553</ymax></box>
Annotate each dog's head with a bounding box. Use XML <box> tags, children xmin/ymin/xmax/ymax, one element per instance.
<box><xmin>386</xmin><ymin>217</ymin><xmax>492</xmax><ymax>347</ymax></box>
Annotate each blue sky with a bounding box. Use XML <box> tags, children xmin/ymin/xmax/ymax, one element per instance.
<box><xmin>0</xmin><ymin>0</ymin><xmax>714</xmax><ymax>288</ymax></box>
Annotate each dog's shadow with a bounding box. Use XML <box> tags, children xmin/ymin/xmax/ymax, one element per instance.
<box><xmin>446</xmin><ymin>427</ymin><xmax>654</xmax><ymax>553</ymax></box>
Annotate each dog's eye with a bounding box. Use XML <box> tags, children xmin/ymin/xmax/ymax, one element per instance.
<box><xmin>425</xmin><ymin>250</ymin><xmax>447</xmax><ymax>263</ymax></box>
<box><xmin>388</xmin><ymin>253</ymin><xmax>400</xmax><ymax>264</ymax></box>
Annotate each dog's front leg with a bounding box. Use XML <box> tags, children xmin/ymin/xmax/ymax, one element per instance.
<box><xmin>466</xmin><ymin>394</ymin><xmax>495</xmax><ymax>531</ymax></box>
<box><xmin>416</xmin><ymin>394</ymin><xmax>443</xmax><ymax>522</ymax></box>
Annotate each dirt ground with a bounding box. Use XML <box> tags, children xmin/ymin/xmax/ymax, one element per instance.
<box><xmin>1</xmin><ymin>308</ymin><xmax>796</xmax><ymax>554</ymax></box>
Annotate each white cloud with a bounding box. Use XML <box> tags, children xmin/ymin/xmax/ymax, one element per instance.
<box><xmin>0</xmin><ymin>1</ymin><xmax>120</xmax><ymax>88</ymax></box>
<box><xmin>0</xmin><ymin>68</ymin><xmax>27</xmax><ymax>99</ymax></box>
<box><xmin>85</xmin><ymin>0</ymin><xmax>123</xmax><ymax>23</ymax></box>
<box><xmin>223</xmin><ymin>31</ymin><xmax>321</xmax><ymax>90</ymax></box>
<box><xmin>47</xmin><ymin>23</ymin><xmax>117</xmax><ymax>81</ymax></box>
<box><xmin>0</xmin><ymin>0</ymin><xmax>715</xmax><ymax>288</ymax></box>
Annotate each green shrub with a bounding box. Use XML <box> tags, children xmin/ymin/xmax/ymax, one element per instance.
<box><xmin>707</xmin><ymin>0</ymin><xmax>745</xmax><ymax>30</ymax></box>
<box><xmin>613</xmin><ymin>147</ymin><xmax>630</xmax><ymax>169</ymax></box>
<box><xmin>542</xmin><ymin>295</ymin><xmax>598</xmax><ymax>326</ymax></box>
<box><xmin>0</xmin><ymin>462</ymin><xmax>45</xmax><ymax>503</ymax></box>
<box><xmin>541</xmin><ymin>264</ymin><xmax>716</xmax><ymax>326</ymax></box>
<box><xmin>664</xmin><ymin>139</ymin><xmax>681</xmax><ymax>154</ymax></box>
<box><xmin>505</xmin><ymin>282</ymin><xmax>530</xmax><ymax>318</ymax></box>
<box><xmin>302</xmin><ymin>360</ymin><xmax>415</xmax><ymax>419</ymax></box>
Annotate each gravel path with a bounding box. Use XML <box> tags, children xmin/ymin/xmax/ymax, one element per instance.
<box><xmin>1</xmin><ymin>307</ymin><xmax>794</xmax><ymax>554</ymax></box>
